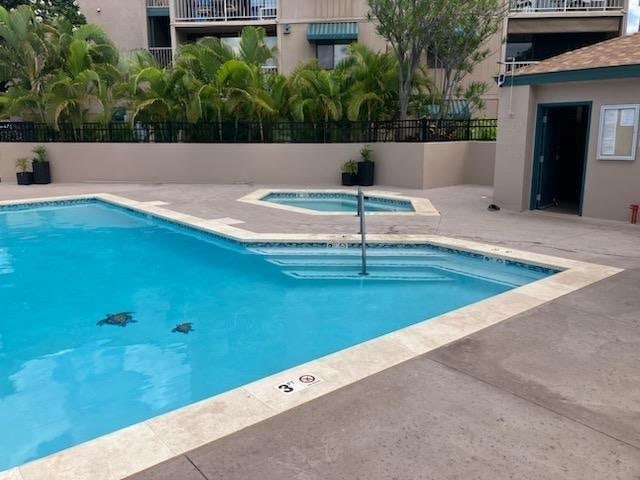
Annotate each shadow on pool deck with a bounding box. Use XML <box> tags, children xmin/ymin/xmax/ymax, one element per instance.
<box><xmin>1</xmin><ymin>183</ymin><xmax>639</xmax><ymax>479</ymax></box>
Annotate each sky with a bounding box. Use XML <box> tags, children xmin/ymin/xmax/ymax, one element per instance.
<box><xmin>628</xmin><ymin>0</ymin><xmax>640</xmax><ymax>33</ymax></box>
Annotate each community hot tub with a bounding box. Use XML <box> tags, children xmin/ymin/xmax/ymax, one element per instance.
<box><xmin>238</xmin><ymin>189</ymin><xmax>439</xmax><ymax>216</ymax></box>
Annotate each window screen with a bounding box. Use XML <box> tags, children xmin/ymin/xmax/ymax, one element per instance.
<box><xmin>316</xmin><ymin>43</ymin><xmax>351</xmax><ymax>70</ymax></box>
<box><xmin>316</xmin><ymin>44</ymin><xmax>334</xmax><ymax>69</ymax></box>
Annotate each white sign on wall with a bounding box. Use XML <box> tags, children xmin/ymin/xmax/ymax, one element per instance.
<box><xmin>597</xmin><ymin>104</ymin><xmax>640</xmax><ymax>161</ymax></box>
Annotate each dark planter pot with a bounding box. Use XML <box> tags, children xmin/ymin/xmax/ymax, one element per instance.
<box><xmin>32</xmin><ymin>161</ymin><xmax>51</xmax><ymax>184</ymax></box>
<box><xmin>341</xmin><ymin>172</ymin><xmax>358</xmax><ymax>186</ymax></box>
<box><xmin>357</xmin><ymin>161</ymin><xmax>375</xmax><ymax>186</ymax></box>
<box><xmin>16</xmin><ymin>172</ymin><xmax>33</xmax><ymax>185</ymax></box>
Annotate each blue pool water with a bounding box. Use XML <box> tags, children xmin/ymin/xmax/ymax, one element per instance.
<box><xmin>0</xmin><ymin>201</ymin><xmax>554</xmax><ymax>470</ymax></box>
<box><xmin>262</xmin><ymin>192</ymin><xmax>415</xmax><ymax>212</ymax></box>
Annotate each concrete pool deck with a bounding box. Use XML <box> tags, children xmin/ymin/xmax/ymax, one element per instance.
<box><xmin>0</xmin><ymin>183</ymin><xmax>639</xmax><ymax>479</ymax></box>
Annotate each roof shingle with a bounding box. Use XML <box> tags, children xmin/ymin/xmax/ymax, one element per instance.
<box><xmin>516</xmin><ymin>33</ymin><xmax>640</xmax><ymax>76</ymax></box>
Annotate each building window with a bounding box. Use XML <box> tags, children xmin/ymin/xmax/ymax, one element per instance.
<box><xmin>597</xmin><ymin>104</ymin><xmax>640</xmax><ymax>161</ymax></box>
<box><xmin>316</xmin><ymin>43</ymin><xmax>350</xmax><ymax>70</ymax></box>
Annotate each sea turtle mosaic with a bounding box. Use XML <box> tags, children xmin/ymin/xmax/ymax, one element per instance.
<box><xmin>97</xmin><ymin>312</ymin><xmax>136</xmax><ymax>327</ymax></box>
<box><xmin>172</xmin><ymin>322</ymin><xmax>194</xmax><ymax>334</ymax></box>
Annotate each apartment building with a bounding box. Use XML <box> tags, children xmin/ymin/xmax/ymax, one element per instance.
<box><xmin>77</xmin><ymin>0</ymin><xmax>630</xmax><ymax>117</ymax></box>
<box><xmin>501</xmin><ymin>0</ymin><xmax>629</xmax><ymax>72</ymax></box>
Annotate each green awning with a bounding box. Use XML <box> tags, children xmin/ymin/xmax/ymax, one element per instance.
<box><xmin>147</xmin><ymin>6</ymin><xmax>169</xmax><ymax>16</ymax></box>
<box><xmin>307</xmin><ymin>22</ymin><xmax>359</xmax><ymax>42</ymax></box>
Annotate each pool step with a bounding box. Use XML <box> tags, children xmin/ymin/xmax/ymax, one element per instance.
<box><xmin>283</xmin><ymin>269</ymin><xmax>453</xmax><ymax>282</ymax></box>
<box><xmin>266</xmin><ymin>256</ymin><xmax>447</xmax><ymax>268</ymax></box>
<box><xmin>252</xmin><ymin>247</ymin><xmax>537</xmax><ymax>287</ymax></box>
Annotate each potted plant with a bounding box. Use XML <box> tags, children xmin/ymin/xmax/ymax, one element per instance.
<box><xmin>15</xmin><ymin>157</ymin><xmax>33</xmax><ymax>185</ymax></box>
<box><xmin>31</xmin><ymin>145</ymin><xmax>51</xmax><ymax>184</ymax></box>
<box><xmin>357</xmin><ymin>145</ymin><xmax>375</xmax><ymax>186</ymax></box>
<box><xmin>341</xmin><ymin>159</ymin><xmax>358</xmax><ymax>186</ymax></box>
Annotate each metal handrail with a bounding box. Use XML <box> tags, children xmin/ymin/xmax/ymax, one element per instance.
<box><xmin>174</xmin><ymin>0</ymin><xmax>278</xmax><ymax>22</ymax></box>
<box><xmin>509</xmin><ymin>0</ymin><xmax>623</xmax><ymax>12</ymax></box>
<box><xmin>502</xmin><ymin>60</ymin><xmax>540</xmax><ymax>73</ymax></box>
<box><xmin>357</xmin><ymin>186</ymin><xmax>368</xmax><ymax>276</ymax></box>
<box><xmin>149</xmin><ymin>47</ymin><xmax>173</xmax><ymax>68</ymax></box>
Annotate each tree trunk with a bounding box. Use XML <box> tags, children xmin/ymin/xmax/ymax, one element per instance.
<box><xmin>398</xmin><ymin>60</ymin><xmax>416</xmax><ymax>122</ymax></box>
<box><xmin>398</xmin><ymin>88</ymin><xmax>410</xmax><ymax>122</ymax></box>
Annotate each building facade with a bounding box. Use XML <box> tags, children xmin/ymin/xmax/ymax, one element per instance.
<box><xmin>501</xmin><ymin>0</ymin><xmax>629</xmax><ymax>72</ymax></box>
<box><xmin>77</xmin><ymin>0</ymin><xmax>630</xmax><ymax>117</ymax></box>
<box><xmin>494</xmin><ymin>34</ymin><xmax>640</xmax><ymax>221</ymax></box>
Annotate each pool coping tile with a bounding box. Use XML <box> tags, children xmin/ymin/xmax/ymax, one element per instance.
<box><xmin>0</xmin><ymin>469</ymin><xmax>24</xmax><ymax>480</ymax></box>
<box><xmin>207</xmin><ymin>217</ymin><xmax>245</xmax><ymax>225</ymax></box>
<box><xmin>18</xmin><ymin>423</ymin><xmax>174</xmax><ymax>480</ymax></box>
<box><xmin>236</xmin><ymin>188</ymin><xmax>440</xmax><ymax>216</ymax></box>
<box><xmin>0</xmin><ymin>193</ymin><xmax>623</xmax><ymax>480</ymax></box>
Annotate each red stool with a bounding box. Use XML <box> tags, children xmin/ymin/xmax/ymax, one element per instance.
<box><xmin>630</xmin><ymin>204</ymin><xmax>639</xmax><ymax>224</ymax></box>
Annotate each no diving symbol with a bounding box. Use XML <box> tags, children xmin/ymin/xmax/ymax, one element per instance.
<box><xmin>276</xmin><ymin>374</ymin><xmax>321</xmax><ymax>394</ymax></box>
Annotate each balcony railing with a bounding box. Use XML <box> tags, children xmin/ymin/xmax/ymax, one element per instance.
<box><xmin>174</xmin><ymin>0</ymin><xmax>277</xmax><ymax>22</ymax></box>
<box><xmin>146</xmin><ymin>0</ymin><xmax>169</xmax><ymax>7</ymax></box>
<box><xmin>502</xmin><ymin>60</ymin><xmax>540</xmax><ymax>73</ymax></box>
<box><xmin>149</xmin><ymin>47</ymin><xmax>173</xmax><ymax>68</ymax></box>
<box><xmin>509</xmin><ymin>0</ymin><xmax>623</xmax><ymax>12</ymax></box>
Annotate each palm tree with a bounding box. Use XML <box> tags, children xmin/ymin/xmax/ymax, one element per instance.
<box><xmin>128</xmin><ymin>67</ymin><xmax>183</xmax><ymax>125</ymax></box>
<box><xmin>237</xmin><ymin>26</ymin><xmax>276</xmax><ymax>67</ymax></box>
<box><xmin>52</xmin><ymin>18</ymin><xmax>119</xmax><ymax>68</ymax></box>
<box><xmin>290</xmin><ymin>63</ymin><xmax>344</xmax><ymax>141</ymax></box>
<box><xmin>124</xmin><ymin>49</ymin><xmax>161</xmax><ymax>74</ymax></box>
<box><xmin>43</xmin><ymin>21</ymin><xmax>122</xmax><ymax>133</ymax></box>
<box><xmin>244</xmin><ymin>64</ymin><xmax>276</xmax><ymax>141</ymax></box>
<box><xmin>44</xmin><ymin>70</ymin><xmax>101</xmax><ymax>136</ymax></box>
<box><xmin>0</xmin><ymin>7</ymin><xmax>123</xmax><ymax>130</ymax></box>
<box><xmin>171</xmin><ymin>27</ymin><xmax>278</xmax><ymax>140</ymax></box>
<box><xmin>175</xmin><ymin>37</ymin><xmax>234</xmax><ymax>84</ymax></box>
<box><xmin>0</xmin><ymin>5</ymin><xmax>57</xmax><ymax>120</ymax></box>
<box><xmin>216</xmin><ymin>59</ymin><xmax>260</xmax><ymax>140</ymax></box>
<box><xmin>339</xmin><ymin>44</ymin><xmax>399</xmax><ymax>122</ymax></box>
<box><xmin>266</xmin><ymin>73</ymin><xmax>291</xmax><ymax>121</ymax></box>
<box><xmin>1</xmin><ymin>8</ymin><xmax>421</xmax><ymax>136</ymax></box>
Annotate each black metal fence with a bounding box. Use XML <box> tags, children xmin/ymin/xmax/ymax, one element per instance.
<box><xmin>0</xmin><ymin>119</ymin><xmax>497</xmax><ymax>144</ymax></box>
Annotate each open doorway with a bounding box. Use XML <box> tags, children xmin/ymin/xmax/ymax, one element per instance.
<box><xmin>531</xmin><ymin>103</ymin><xmax>591</xmax><ymax>215</ymax></box>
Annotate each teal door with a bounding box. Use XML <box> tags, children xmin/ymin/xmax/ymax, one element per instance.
<box><xmin>531</xmin><ymin>103</ymin><xmax>591</xmax><ymax>214</ymax></box>
<box><xmin>535</xmin><ymin>108</ymin><xmax>559</xmax><ymax>209</ymax></box>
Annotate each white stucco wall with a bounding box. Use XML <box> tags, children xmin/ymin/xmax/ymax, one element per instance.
<box><xmin>0</xmin><ymin>142</ymin><xmax>495</xmax><ymax>188</ymax></box>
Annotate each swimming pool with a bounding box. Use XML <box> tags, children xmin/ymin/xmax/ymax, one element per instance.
<box><xmin>261</xmin><ymin>192</ymin><xmax>415</xmax><ymax>213</ymax></box>
<box><xmin>0</xmin><ymin>199</ymin><xmax>555</xmax><ymax>470</ymax></box>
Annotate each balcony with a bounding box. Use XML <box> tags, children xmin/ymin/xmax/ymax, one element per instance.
<box><xmin>502</xmin><ymin>60</ymin><xmax>540</xmax><ymax>73</ymax></box>
<box><xmin>149</xmin><ymin>47</ymin><xmax>173</xmax><ymax>68</ymax></box>
<box><xmin>174</xmin><ymin>0</ymin><xmax>277</xmax><ymax>22</ymax></box>
<box><xmin>509</xmin><ymin>0</ymin><xmax>624</xmax><ymax>13</ymax></box>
